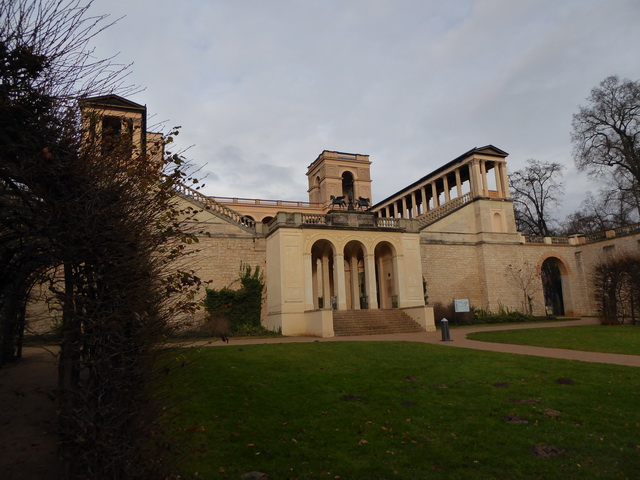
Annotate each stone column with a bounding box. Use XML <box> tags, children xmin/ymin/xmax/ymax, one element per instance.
<box><xmin>421</xmin><ymin>185</ymin><xmax>428</xmax><ymax>212</ymax></box>
<box><xmin>494</xmin><ymin>162</ymin><xmax>503</xmax><ymax>198</ymax></box>
<box><xmin>455</xmin><ymin>168</ymin><xmax>463</xmax><ymax>198</ymax></box>
<box><xmin>334</xmin><ymin>253</ymin><xmax>347</xmax><ymax>310</ymax></box>
<box><xmin>480</xmin><ymin>160</ymin><xmax>488</xmax><ymax>197</ymax></box>
<box><xmin>312</xmin><ymin>257</ymin><xmax>319</xmax><ymax>308</ymax></box>
<box><xmin>469</xmin><ymin>160</ymin><xmax>481</xmax><ymax>197</ymax></box>
<box><xmin>500</xmin><ymin>162</ymin><xmax>510</xmax><ymax>198</ymax></box>
<box><xmin>321</xmin><ymin>252</ymin><xmax>331</xmax><ymax>306</ymax></box>
<box><xmin>304</xmin><ymin>253</ymin><xmax>314</xmax><ymax>311</ymax></box>
<box><xmin>401</xmin><ymin>196</ymin><xmax>408</xmax><ymax>219</ymax></box>
<box><xmin>431</xmin><ymin>182</ymin><xmax>439</xmax><ymax>208</ymax></box>
<box><xmin>365</xmin><ymin>254</ymin><xmax>379</xmax><ymax>309</ymax></box>
<box><xmin>350</xmin><ymin>253</ymin><xmax>360</xmax><ymax>310</ymax></box>
<box><xmin>392</xmin><ymin>253</ymin><xmax>401</xmax><ymax>308</ymax></box>
<box><xmin>443</xmin><ymin>175</ymin><xmax>450</xmax><ymax>203</ymax></box>
<box><xmin>411</xmin><ymin>191</ymin><xmax>417</xmax><ymax>218</ymax></box>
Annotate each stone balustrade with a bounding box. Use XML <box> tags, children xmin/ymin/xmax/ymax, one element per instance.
<box><xmin>522</xmin><ymin>223</ymin><xmax>640</xmax><ymax>245</ymax></box>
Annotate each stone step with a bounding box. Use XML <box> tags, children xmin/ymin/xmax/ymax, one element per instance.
<box><xmin>333</xmin><ymin>309</ymin><xmax>424</xmax><ymax>336</ymax></box>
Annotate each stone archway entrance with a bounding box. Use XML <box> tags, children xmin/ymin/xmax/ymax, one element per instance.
<box><xmin>375</xmin><ymin>241</ymin><xmax>397</xmax><ymax>309</ymax></box>
<box><xmin>344</xmin><ymin>241</ymin><xmax>366</xmax><ymax>309</ymax></box>
<box><xmin>541</xmin><ymin>257</ymin><xmax>567</xmax><ymax>316</ymax></box>
<box><xmin>311</xmin><ymin>240</ymin><xmax>335</xmax><ymax>309</ymax></box>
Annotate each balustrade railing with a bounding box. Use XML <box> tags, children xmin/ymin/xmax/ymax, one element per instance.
<box><xmin>524</xmin><ymin>235</ymin><xmax>545</xmax><ymax>244</ymax></box>
<box><xmin>174</xmin><ymin>183</ymin><xmax>256</xmax><ymax>230</ymax></box>
<box><xmin>584</xmin><ymin>231</ymin><xmax>606</xmax><ymax>243</ymax></box>
<box><xmin>211</xmin><ymin>195</ymin><xmax>321</xmax><ymax>209</ymax></box>
<box><xmin>417</xmin><ymin>193</ymin><xmax>472</xmax><ymax>228</ymax></box>
<box><xmin>614</xmin><ymin>224</ymin><xmax>640</xmax><ymax>237</ymax></box>
<box><xmin>376</xmin><ymin>217</ymin><xmax>399</xmax><ymax>228</ymax></box>
<box><xmin>523</xmin><ymin>225</ymin><xmax>640</xmax><ymax>245</ymax></box>
<box><xmin>301</xmin><ymin>214</ymin><xmax>327</xmax><ymax>225</ymax></box>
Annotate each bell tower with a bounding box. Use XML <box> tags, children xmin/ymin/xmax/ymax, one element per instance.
<box><xmin>79</xmin><ymin>95</ymin><xmax>148</xmax><ymax>157</ymax></box>
<box><xmin>307</xmin><ymin>150</ymin><xmax>372</xmax><ymax>209</ymax></box>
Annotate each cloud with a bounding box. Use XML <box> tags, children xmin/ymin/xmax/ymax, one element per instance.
<box><xmin>88</xmin><ymin>0</ymin><xmax>640</xmax><ymax>218</ymax></box>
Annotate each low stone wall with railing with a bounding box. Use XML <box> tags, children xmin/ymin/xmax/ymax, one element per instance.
<box><xmin>266</xmin><ymin>211</ymin><xmax>419</xmax><ymax>234</ymax></box>
<box><xmin>416</xmin><ymin>193</ymin><xmax>473</xmax><ymax>228</ymax></box>
<box><xmin>523</xmin><ymin>223</ymin><xmax>640</xmax><ymax>246</ymax></box>
<box><xmin>211</xmin><ymin>195</ymin><xmax>322</xmax><ymax>210</ymax></box>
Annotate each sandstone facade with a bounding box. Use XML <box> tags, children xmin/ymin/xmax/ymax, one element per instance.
<box><xmin>25</xmin><ymin>96</ymin><xmax>640</xmax><ymax>337</ymax></box>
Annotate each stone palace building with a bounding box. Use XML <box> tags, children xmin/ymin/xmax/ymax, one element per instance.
<box><xmin>31</xmin><ymin>95</ymin><xmax>640</xmax><ymax>337</ymax></box>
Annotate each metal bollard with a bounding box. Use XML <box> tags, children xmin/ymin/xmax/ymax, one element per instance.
<box><xmin>440</xmin><ymin>318</ymin><xmax>452</xmax><ymax>342</ymax></box>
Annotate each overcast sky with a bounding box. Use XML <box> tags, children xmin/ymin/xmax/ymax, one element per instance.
<box><xmin>89</xmin><ymin>0</ymin><xmax>640</xmax><ymax>218</ymax></box>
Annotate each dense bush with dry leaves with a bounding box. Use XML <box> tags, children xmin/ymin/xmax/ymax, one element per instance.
<box><xmin>592</xmin><ymin>254</ymin><xmax>640</xmax><ymax>325</ymax></box>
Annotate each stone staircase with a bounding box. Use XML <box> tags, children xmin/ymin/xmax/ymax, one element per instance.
<box><xmin>333</xmin><ymin>309</ymin><xmax>424</xmax><ymax>336</ymax></box>
<box><xmin>174</xmin><ymin>182</ymin><xmax>256</xmax><ymax>233</ymax></box>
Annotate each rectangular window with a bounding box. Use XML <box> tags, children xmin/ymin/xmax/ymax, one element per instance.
<box><xmin>102</xmin><ymin>116</ymin><xmax>133</xmax><ymax>156</ymax></box>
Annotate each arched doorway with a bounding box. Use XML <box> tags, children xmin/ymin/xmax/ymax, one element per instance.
<box><xmin>311</xmin><ymin>240</ymin><xmax>335</xmax><ymax>309</ymax></box>
<box><xmin>342</xmin><ymin>171</ymin><xmax>355</xmax><ymax>205</ymax></box>
<box><xmin>541</xmin><ymin>257</ymin><xmax>567</xmax><ymax>316</ymax></box>
<box><xmin>344</xmin><ymin>241</ymin><xmax>366</xmax><ymax>309</ymax></box>
<box><xmin>375</xmin><ymin>242</ymin><xmax>397</xmax><ymax>309</ymax></box>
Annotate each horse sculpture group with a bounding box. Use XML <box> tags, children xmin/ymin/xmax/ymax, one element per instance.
<box><xmin>330</xmin><ymin>195</ymin><xmax>370</xmax><ymax>210</ymax></box>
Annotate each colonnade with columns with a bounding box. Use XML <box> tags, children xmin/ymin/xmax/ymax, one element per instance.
<box><xmin>374</xmin><ymin>149</ymin><xmax>509</xmax><ymax>219</ymax></box>
<box><xmin>306</xmin><ymin>240</ymin><xmax>408</xmax><ymax>311</ymax></box>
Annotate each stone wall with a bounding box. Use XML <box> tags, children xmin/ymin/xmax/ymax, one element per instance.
<box><xmin>23</xmin><ymin>191</ymin><xmax>640</xmax><ymax>335</ymax></box>
<box><xmin>421</xmin><ymin>226</ymin><xmax>640</xmax><ymax>318</ymax></box>
<box><xmin>179</xmin><ymin>201</ymin><xmax>267</xmax><ymax>327</ymax></box>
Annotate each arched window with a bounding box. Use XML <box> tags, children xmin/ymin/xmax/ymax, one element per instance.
<box><xmin>541</xmin><ymin>257</ymin><xmax>566</xmax><ymax>316</ymax></box>
<box><xmin>492</xmin><ymin>212</ymin><xmax>503</xmax><ymax>232</ymax></box>
<box><xmin>342</xmin><ymin>171</ymin><xmax>354</xmax><ymax>203</ymax></box>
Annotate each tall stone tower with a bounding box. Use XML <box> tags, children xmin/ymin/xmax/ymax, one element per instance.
<box><xmin>306</xmin><ymin>150</ymin><xmax>372</xmax><ymax>209</ymax></box>
<box><xmin>79</xmin><ymin>95</ymin><xmax>148</xmax><ymax>156</ymax></box>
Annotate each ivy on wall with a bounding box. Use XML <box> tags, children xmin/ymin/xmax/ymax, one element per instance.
<box><xmin>203</xmin><ymin>263</ymin><xmax>264</xmax><ymax>333</ymax></box>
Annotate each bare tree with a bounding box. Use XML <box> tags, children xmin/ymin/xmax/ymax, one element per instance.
<box><xmin>508</xmin><ymin>159</ymin><xmax>564</xmax><ymax>236</ymax></box>
<box><xmin>592</xmin><ymin>254</ymin><xmax>640</xmax><ymax>325</ymax></box>
<box><xmin>1</xmin><ymin>0</ymin><xmax>135</xmax><ymax>363</ymax></box>
<box><xmin>505</xmin><ymin>262</ymin><xmax>541</xmax><ymax>315</ymax></box>
<box><xmin>562</xmin><ymin>177</ymin><xmax>640</xmax><ymax>235</ymax></box>
<box><xmin>572</xmin><ymin>75</ymin><xmax>640</xmax><ymax>188</ymax></box>
<box><xmin>1</xmin><ymin>1</ymin><xmax>202</xmax><ymax>478</ymax></box>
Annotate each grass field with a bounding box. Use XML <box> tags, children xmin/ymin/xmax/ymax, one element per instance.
<box><xmin>467</xmin><ymin>325</ymin><xmax>640</xmax><ymax>355</ymax></box>
<box><xmin>163</xmin><ymin>342</ymin><xmax>639</xmax><ymax>480</ymax></box>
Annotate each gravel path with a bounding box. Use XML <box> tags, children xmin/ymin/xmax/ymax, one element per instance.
<box><xmin>195</xmin><ymin>317</ymin><xmax>640</xmax><ymax>367</ymax></box>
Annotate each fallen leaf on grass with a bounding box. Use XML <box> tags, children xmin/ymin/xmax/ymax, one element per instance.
<box><xmin>531</xmin><ymin>444</ymin><xmax>566</xmax><ymax>457</ymax></box>
<box><xmin>543</xmin><ymin>409</ymin><xmax>562</xmax><ymax>417</ymax></box>
<box><xmin>556</xmin><ymin>377</ymin><xmax>574</xmax><ymax>385</ymax></box>
<box><xmin>503</xmin><ymin>414</ymin><xmax>528</xmax><ymax>425</ymax></box>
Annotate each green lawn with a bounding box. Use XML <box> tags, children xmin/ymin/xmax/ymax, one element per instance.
<box><xmin>467</xmin><ymin>325</ymin><xmax>640</xmax><ymax>355</ymax></box>
<box><xmin>162</xmin><ymin>342</ymin><xmax>639</xmax><ymax>480</ymax></box>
